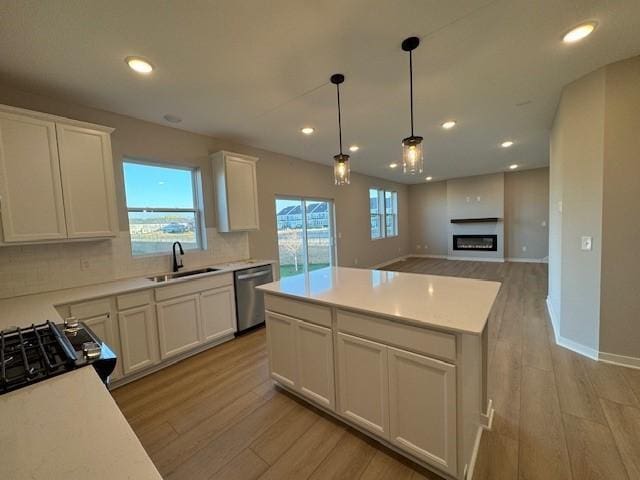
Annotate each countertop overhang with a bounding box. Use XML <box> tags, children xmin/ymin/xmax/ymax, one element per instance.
<box><xmin>257</xmin><ymin>266</ymin><xmax>501</xmax><ymax>335</ymax></box>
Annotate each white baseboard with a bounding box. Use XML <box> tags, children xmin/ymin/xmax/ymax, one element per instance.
<box><xmin>505</xmin><ymin>257</ymin><xmax>549</xmax><ymax>264</ymax></box>
<box><xmin>447</xmin><ymin>256</ymin><xmax>505</xmax><ymax>263</ymax></box>
<box><xmin>546</xmin><ymin>296</ymin><xmax>599</xmax><ymax>361</ymax></box>
<box><xmin>599</xmin><ymin>351</ymin><xmax>640</xmax><ymax>370</ymax></box>
<box><xmin>480</xmin><ymin>398</ymin><xmax>494</xmax><ymax>430</ymax></box>
<box><xmin>409</xmin><ymin>253</ymin><xmax>448</xmax><ymax>259</ymax></box>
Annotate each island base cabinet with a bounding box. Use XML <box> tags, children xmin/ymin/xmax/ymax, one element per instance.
<box><xmin>156</xmin><ymin>294</ymin><xmax>202</xmax><ymax>359</ymax></box>
<box><xmin>336</xmin><ymin>333</ymin><xmax>389</xmax><ymax>439</ymax></box>
<box><xmin>200</xmin><ymin>286</ymin><xmax>236</xmax><ymax>342</ymax></box>
<box><xmin>118</xmin><ymin>305</ymin><xmax>159</xmax><ymax>375</ymax></box>
<box><xmin>266</xmin><ymin>311</ymin><xmax>335</xmax><ymax>410</ymax></box>
<box><xmin>296</xmin><ymin>320</ymin><xmax>334</xmax><ymax>410</ymax></box>
<box><xmin>388</xmin><ymin>347</ymin><xmax>457</xmax><ymax>476</ymax></box>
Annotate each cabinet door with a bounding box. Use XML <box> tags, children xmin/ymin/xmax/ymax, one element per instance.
<box><xmin>336</xmin><ymin>333</ymin><xmax>389</xmax><ymax>438</ymax></box>
<box><xmin>388</xmin><ymin>347</ymin><xmax>457</xmax><ymax>475</ymax></box>
<box><xmin>156</xmin><ymin>294</ymin><xmax>202</xmax><ymax>359</ymax></box>
<box><xmin>83</xmin><ymin>313</ymin><xmax>122</xmax><ymax>380</ymax></box>
<box><xmin>200</xmin><ymin>286</ymin><xmax>236</xmax><ymax>342</ymax></box>
<box><xmin>265</xmin><ymin>311</ymin><xmax>297</xmax><ymax>388</ymax></box>
<box><xmin>296</xmin><ymin>320</ymin><xmax>335</xmax><ymax>410</ymax></box>
<box><xmin>225</xmin><ymin>155</ymin><xmax>259</xmax><ymax>230</ymax></box>
<box><xmin>118</xmin><ymin>305</ymin><xmax>159</xmax><ymax>375</ymax></box>
<box><xmin>0</xmin><ymin>112</ymin><xmax>67</xmax><ymax>242</ymax></box>
<box><xmin>56</xmin><ymin>124</ymin><xmax>118</xmax><ymax>238</ymax></box>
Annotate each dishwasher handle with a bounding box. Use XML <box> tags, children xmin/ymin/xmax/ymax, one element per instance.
<box><xmin>237</xmin><ymin>270</ymin><xmax>271</xmax><ymax>281</ymax></box>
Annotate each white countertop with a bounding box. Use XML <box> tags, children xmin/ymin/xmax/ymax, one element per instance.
<box><xmin>0</xmin><ymin>259</ymin><xmax>274</xmax><ymax>330</ymax></box>
<box><xmin>0</xmin><ymin>367</ymin><xmax>162</xmax><ymax>480</ymax></box>
<box><xmin>257</xmin><ymin>266</ymin><xmax>501</xmax><ymax>335</ymax></box>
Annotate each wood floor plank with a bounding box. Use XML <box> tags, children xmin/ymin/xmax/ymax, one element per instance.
<box><xmin>164</xmin><ymin>392</ymin><xmax>296</xmax><ymax>479</ymax></box>
<box><xmin>488</xmin><ymin>340</ymin><xmax>522</xmax><ymax>441</ymax></box>
<box><xmin>472</xmin><ymin>430</ymin><xmax>519</xmax><ymax>480</ymax></box>
<box><xmin>308</xmin><ymin>431</ymin><xmax>377</xmax><ymax>480</ymax></box>
<box><xmin>135</xmin><ymin>421</ymin><xmax>178</xmax><ymax>456</ymax></box>
<box><xmin>581</xmin><ymin>359</ymin><xmax>639</xmax><ymax>407</ymax></box>
<box><xmin>249</xmin><ymin>398</ymin><xmax>320</xmax><ymax>465</ymax></box>
<box><xmin>562</xmin><ymin>413</ymin><xmax>629</xmax><ymax>480</ymax></box>
<box><xmin>600</xmin><ymin>399</ymin><xmax>640</xmax><ymax>479</ymax></box>
<box><xmin>209</xmin><ymin>448</ymin><xmax>269</xmax><ymax>480</ymax></box>
<box><xmin>550</xmin><ymin>344</ymin><xmax>606</xmax><ymax>424</ymax></box>
<box><xmin>257</xmin><ymin>415</ymin><xmax>346</xmax><ymax>480</ymax></box>
<box><xmin>518</xmin><ymin>366</ymin><xmax>572</xmax><ymax>480</ymax></box>
<box><xmin>358</xmin><ymin>450</ymin><xmax>417</xmax><ymax>480</ymax></box>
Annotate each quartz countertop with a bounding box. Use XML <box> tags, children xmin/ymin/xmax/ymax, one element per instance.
<box><xmin>0</xmin><ymin>259</ymin><xmax>274</xmax><ymax>330</ymax></box>
<box><xmin>0</xmin><ymin>367</ymin><xmax>162</xmax><ymax>480</ymax></box>
<box><xmin>257</xmin><ymin>266</ymin><xmax>501</xmax><ymax>335</ymax></box>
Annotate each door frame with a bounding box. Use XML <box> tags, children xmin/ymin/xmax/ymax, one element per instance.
<box><xmin>274</xmin><ymin>195</ymin><xmax>337</xmax><ymax>275</ymax></box>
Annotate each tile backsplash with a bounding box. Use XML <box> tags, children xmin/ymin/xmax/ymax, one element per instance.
<box><xmin>0</xmin><ymin>228</ymin><xmax>249</xmax><ymax>299</ymax></box>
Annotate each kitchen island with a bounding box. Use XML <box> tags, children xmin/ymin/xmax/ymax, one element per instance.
<box><xmin>257</xmin><ymin>266</ymin><xmax>500</xmax><ymax>480</ymax></box>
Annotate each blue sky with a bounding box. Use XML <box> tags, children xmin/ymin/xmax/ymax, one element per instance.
<box><xmin>123</xmin><ymin>161</ymin><xmax>194</xmax><ymax>208</ymax></box>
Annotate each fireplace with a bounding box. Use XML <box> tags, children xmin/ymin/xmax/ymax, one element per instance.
<box><xmin>453</xmin><ymin>234</ymin><xmax>498</xmax><ymax>251</ymax></box>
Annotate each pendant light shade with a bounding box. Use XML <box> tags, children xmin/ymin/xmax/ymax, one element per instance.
<box><xmin>401</xmin><ymin>36</ymin><xmax>424</xmax><ymax>175</ymax></box>
<box><xmin>331</xmin><ymin>73</ymin><xmax>350</xmax><ymax>186</ymax></box>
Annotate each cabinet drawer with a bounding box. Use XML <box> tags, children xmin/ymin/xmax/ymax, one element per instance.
<box><xmin>70</xmin><ymin>298</ymin><xmax>112</xmax><ymax>319</ymax></box>
<box><xmin>265</xmin><ymin>294</ymin><xmax>331</xmax><ymax>328</ymax></box>
<box><xmin>337</xmin><ymin>310</ymin><xmax>456</xmax><ymax>362</ymax></box>
<box><xmin>117</xmin><ymin>290</ymin><xmax>153</xmax><ymax>310</ymax></box>
<box><xmin>155</xmin><ymin>273</ymin><xmax>233</xmax><ymax>301</ymax></box>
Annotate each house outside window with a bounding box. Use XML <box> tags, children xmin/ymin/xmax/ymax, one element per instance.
<box><xmin>369</xmin><ymin>188</ymin><xmax>398</xmax><ymax>239</ymax></box>
<box><xmin>123</xmin><ymin>160</ymin><xmax>205</xmax><ymax>256</ymax></box>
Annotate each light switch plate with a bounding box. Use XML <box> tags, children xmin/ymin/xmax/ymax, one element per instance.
<box><xmin>581</xmin><ymin>236</ymin><xmax>593</xmax><ymax>251</ymax></box>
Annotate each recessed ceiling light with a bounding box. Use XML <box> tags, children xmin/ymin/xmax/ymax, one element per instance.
<box><xmin>442</xmin><ymin>121</ymin><xmax>456</xmax><ymax>130</ymax></box>
<box><xmin>509</xmin><ymin>164</ymin><xmax>519</xmax><ymax>170</ymax></box>
<box><xmin>349</xmin><ymin>145</ymin><xmax>360</xmax><ymax>152</ymax></box>
<box><xmin>389</xmin><ymin>163</ymin><xmax>398</xmax><ymax>169</ymax></box>
<box><xmin>301</xmin><ymin>127</ymin><xmax>315</xmax><ymax>135</ymax></box>
<box><xmin>501</xmin><ymin>140</ymin><xmax>514</xmax><ymax>148</ymax></box>
<box><xmin>563</xmin><ymin>22</ymin><xmax>597</xmax><ymax>43</ymax></box>
<box><xmin>163</xmin><ymin>114</ymin><xmax>182</xmax><ymax>123</ymax></box>
<box><xmin>426</xmin><ymin>176</ymin><xmax>433</xmax><ymax>181</ymax></box>
<box><xmin>125</xmin><ymin>56</ymin><xmax>154</xmax><ymax>74</ymax></box>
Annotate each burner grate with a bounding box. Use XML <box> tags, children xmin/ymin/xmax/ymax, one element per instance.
<box><xmin>0</xmin><ymin>321</ymin><xmax>75</xmax><ymax>393</ymax></box>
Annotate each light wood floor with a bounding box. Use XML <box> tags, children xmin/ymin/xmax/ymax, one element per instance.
<box><xmin>112</xmin><ymin>258</ymin><xmax>640</xmax><ymax>480</ymax></box>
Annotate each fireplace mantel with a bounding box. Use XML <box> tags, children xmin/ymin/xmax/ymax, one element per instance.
<box><xmin>450</xmin><ymin>217</ymin><xmax>500</xmax><ymax>224</ymax></box>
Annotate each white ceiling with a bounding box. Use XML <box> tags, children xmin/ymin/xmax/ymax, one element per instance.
<box><xmin>1</xmin><ymin>0</ymin><xmax>639</xmax><ymax>183</ymax></box>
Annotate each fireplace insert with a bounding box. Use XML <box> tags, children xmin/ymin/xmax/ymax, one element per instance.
<box><xmin>453</xmin><ymin>234</ymin><xmax>498</xmax><ymax>251</ymax></box>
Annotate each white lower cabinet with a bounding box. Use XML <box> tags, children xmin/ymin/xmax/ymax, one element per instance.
<box><xmin>200</xmin><ymin>286</ymin><xmax>236</xmax><ymax>342</ymax></box>
<box><xmin>265</xmin><ymin>311</ymin><xmax>297</xmax><ymax>388</ymax></box>
<box><xmin>388</xmin><ymin>347</ymin><xmax>457</xmax><ymax>476</ymax></box>
<box><xmin>156</xmin><ymin>294</ymin><xmax>202</xmax><ymax>359</ymax></box>
<box><xmin>295</xmin><ymin>319</ymin><xmax>334</xmax><ymax>410</ymax></box>
<box><xmin>118</xmin><ymin>305</ymin><xmax>159</xmax><ymax>375</ymax></box>
<box><xmin>336</xmin><ymin>333</ymin><xmax>389</xmax><ymax>438</ymax></box>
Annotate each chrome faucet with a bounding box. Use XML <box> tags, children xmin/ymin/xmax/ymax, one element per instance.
<box><xmin>172</xmin><ymin>241</ymin><xmax>184</xmax><ymax>272</ymax></box>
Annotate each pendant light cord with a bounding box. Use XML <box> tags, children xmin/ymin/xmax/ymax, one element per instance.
<box><xmin>409</xmin><ymin>49</ymin><xmax>414</xmax><ymax>137</ymax></box>
<box><xmin>336</xmin><ymin>83</ymin><xmax>343</xmax><ymax>155</ymax></box>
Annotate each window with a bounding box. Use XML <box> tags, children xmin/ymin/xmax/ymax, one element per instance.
<box><xmin>369</xmin><ymin>188</ymin><xmax>398</xmax><ymax>239</ymax></box>
<box><xmin>123</xmin><ymin>161</ymin><xmax>204</xmax><ymax>256</ymax></box>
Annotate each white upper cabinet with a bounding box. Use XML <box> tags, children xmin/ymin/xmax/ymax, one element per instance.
<box><xmin>211</xmin><ymin>151</ymin><xmax>259</xmax><ymax>232</ymax></box>
<box><xmin>0</xmin><ymin>111</ymin><xmax>67</xmax><ymax>242</ymax></box>
<box><xmin>0</xmin><ymin>105</ymin><xmax>118</xmax><ymax>244</ymax></box>
<box><xmin>56</xmin><ymin>124</ymin><xmax>118</xmax><ymax>238</ymax></box>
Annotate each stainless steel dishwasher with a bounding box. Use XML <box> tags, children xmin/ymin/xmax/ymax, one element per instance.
<box><xmin>234</xmin><ymin>264</ymin><xmax>273</xmax><ymax>334</ymax></box>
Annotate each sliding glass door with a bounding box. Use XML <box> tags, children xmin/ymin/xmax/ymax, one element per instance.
<box><xmin>275</xmin><ymin>197</ymin><xmax>335</xmax><ymax>278</ymax></box>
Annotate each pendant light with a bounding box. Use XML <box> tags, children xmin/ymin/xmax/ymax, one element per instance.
<box><xmin>331</xmin><ymin>73</ymin><xmax>350</xmax><ymax>186</ymax></box>
<box><xmin>401</xmin><ymin>36</ymin><xmax>423</xmax><ymax>175</ymax></box>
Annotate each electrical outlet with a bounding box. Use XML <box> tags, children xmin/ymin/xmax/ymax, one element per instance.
<box><xmin>476</xmin><ymin>196</ymin><xmax>481</xmax><ymax>202</ymax></box>
<box><xmin>466</xmin><ymin>196</ymin><xmax>471</xmax><ymax>203</ymax></box>
<box><xmin>354</xmin><ymin>258</ymin><xmax>359</xmax><ymax>265</ymax></box>
<box><xmin>522</xmin><ymin>245</ymin><xmax>527</xmax><ymax>252</ymax></box>
<box><xmin>581</xmin><ymin>236</ymin><xmax>593</xmax><ymax>251</ymax></box>
<box><xmin>80</xmin><ymin>258</ymin><xmax>90</xmax><ymax>271</ymax></box>
<box><xmin>541</xmin><ymin>220</ymin><xmax>547</xmax><ymax>227</ymax></box>
<box><xmin>416</xmin><ymin>244</ymin><xmax>421</xmax><ymax>250</ymax></box>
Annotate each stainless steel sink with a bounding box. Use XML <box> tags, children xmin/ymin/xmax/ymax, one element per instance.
<box><xmin>147</xmin><ymin>267</ymin><xmax>221</xmax><ymax>283</ymax></box>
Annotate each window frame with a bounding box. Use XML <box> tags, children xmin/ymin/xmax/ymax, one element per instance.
<box><xmin>369</xmin><ymin>187</ymin><xmax>399</xmax><ymax>240</ymax></box>
<box><xmin>123</xmin><ymin>159</ymin><xmax>206</xmax><ymax>257</ymax></box>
